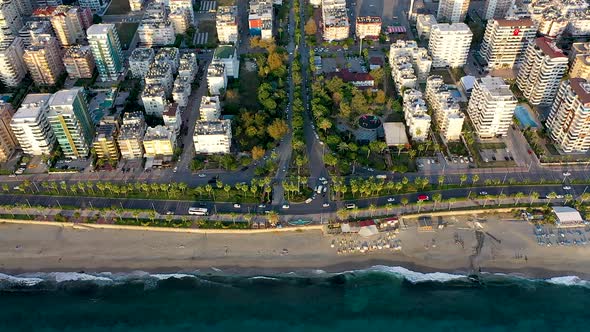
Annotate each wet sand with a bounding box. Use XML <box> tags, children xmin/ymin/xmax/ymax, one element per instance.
<box><xmin>1</xmin><ymin>215</ymin><xmax>590</xmax><ymax>279</ymax></box>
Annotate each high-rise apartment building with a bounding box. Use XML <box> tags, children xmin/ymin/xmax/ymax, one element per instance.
<box><xmin>10</xmin><ymin>94</ymin><xmax>55</xmax><ymax>156</ymax></box>
<box><xmin>425</xmin><ymin>75</ymin><xmax>464</xmax><ymax>141</ymax></box>
<box><xmin>87</xmin><ymin>24</ymin><xmax>123</xmax><ymax>82</ymax></box>
<box><xmin>321</xmin><ymin>0</ymin><xmax>349</xmax><ymax>41</ymax></box>
<box><xmin>570</xmin><ymin>42</ymin><xmax>590</xmax><ymax>79</ymax></box>
<box><xmin>0</xmin><ymin>0</ymin><xmax>23</xmax><ymax>41</ymax></box>
<box><xmin>403</xmin><ymin>89</ymin><xmax>431</xmax><ymax>141</ymax></box>
<box><xmin>546</xmin><ymin>78</ymin><xmax>590</xmax><ymax>153</ymax></box>
<box><xmin>479</xmin><ymin>18</ymin><xmax>536</xmax><ymax>70</ymax></box>
<box><xmin>50</xmin><ymin>6</ymin><xmax>91</xmax><ymax>46</ymax></box>
<box><xmin>117</xmin><ymin>112</ymin><xmax>146</xmax><ymax>159</ymax></box>
<box><xmin>18</xmin><ymin>21</ymin><xmax>52</xmax><ymax>47</ymax></box>
<box><xmin>483</xmin><ymin>0</ymin><xmax>514</xmax><ymax>20</ymax></box>
<box><xmin>428</xmin><ymin>23</ymin><xmax>472</xmax><ymax>68</ymax></box>
<box><xmin>216</xmin><ymin>6</ymin><xmax>238</xmax><ymax>44</ymax></box>
<box><xmin>169</xmin><ymin>9</ymin><xmax>190</xmax><ymax>34</ymax></box>
<box><xmin>516</xmin><ymin>37</ymin><xmax>568</xmax><ymax>106</ymax></box>
<box><xmin>14</xmin><ymin>0</ymin><xmax>32</xmax><ymax>16</ymax></box>
<box><xmin>78</xmin><ymin>0</ymin><xmax>105</xmax><ymax>13</ymax></box>
<box><xmin>0</xmin><ymin>102</ymin><xmax>17</xmax><ymax>162</ymax></box>
<box><xmin>47</xmin><ymin>88</ymin><xmax>94</xmax><ymax>159</ymax></box>
<box><xmin>437</xmin><ymin>0</ymin><xmax>470</xmax><ymax>23</ymax></box>
<box><xmin>467</xmin><ymin>76</ymin><xmax>517</xmax><ymax>139</ymax></box>
<box><xmin>0</xmin><ymin>37</ymin><xmax>26</xmax><ymax>87</ymax></box>
<box><xmin>212</xmin><ymin>45</ymin><xmax>239</xmax><ymax>78</ymax></box>
<box><xmin>23</xmin><ymin>36</ymin><xmax>65</xmax><ymax>86</ymax></box>
<box><xmin>63</xmin><ymin>45</ymin><xmax>95</xmax><ymax>79</ymax></box>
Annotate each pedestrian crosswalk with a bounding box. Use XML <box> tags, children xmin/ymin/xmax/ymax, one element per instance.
<box><xmin>198</xmin><ymin>1</ymin><xmax>216</xmax><ymax>12</ymax></box>
<box><xmin>195</xmin><ymin>32</ymin><xmax>209</xmax><ymax>45</ymax></box>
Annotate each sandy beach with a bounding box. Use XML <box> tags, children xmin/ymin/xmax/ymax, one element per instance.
<box><xmin>1</xmin><ymin>214</ymin><xmax>590</xmax><ymax>279</ymax></box>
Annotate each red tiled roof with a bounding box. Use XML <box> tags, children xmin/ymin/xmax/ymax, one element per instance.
<box><xmin>535</xmin><ymin>37</ymin><xmax>566</xmax><ymax>58</ymax></box>
<box><xmin>496</xmin><ymin>18</ymin><xmax>534</xmax><ymax>27</ymax></box>
<box><xmin>330</xmin><ymin>69</ymin><xmax>374</xmax><ymax>83</ymax></box>
<box><xmin>358</xmin><ymin>220</ymin><xmax>376</xmax><ymax>227</ymax></box>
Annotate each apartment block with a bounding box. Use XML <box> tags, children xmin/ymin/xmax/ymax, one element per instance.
<box><xmin>117</xmin><ymin>112</ymin><xmax>145</xmax><ymax>159</ymax></box>
<box><xmin>193</xmin><ymin>119</ymin><xmax>232</xmax><ymax>154</ymax></box>
<box><xmin>14</xmin><ymin>0</ymin><xmax>32</xmax><ymax>16</ymax></box>
<box><xmin>479</xmin><ymin>18</ymin><xmax>536</xmax><ymax>70</ymax></box>
<box><xmin>425</xmin><ymin>75</ymin><xmax>464</xmax><ymax>141</ymax></box>
<box><xmin>129</xmin><ymin>47</ymin><xmax>154</xmax><ymax>79</ymax></box>
<box><xmin>155</xmin><ymin>47</ymin><xmax>180</xmax><ymax>73</ymax></box>
<box><xmin>87</xmin><ymin>24</ymin><xmax>123</xmax><ymax>81</ymax></box>
<box><xmin>547</xmin><ymin>78</ymin><xmax>590</xmax><ymax>153</ymax></box>
<box><xmin>145</xmin><ymin>61</ymin><xmax>174</xmax><ymax>97</ymax></box>
<box><xmin>169</xmin><ymin>0</ymin><xmax>194</xmax><ymax>22</ymax></box>
<box><xmin>467</xmin><ymin>76</ymin><xmax>516</xmax><ymax>139</ymax></box>
<box><xmin>570</xmin><ymin>42</ymin><xmax>590</xmax><ymax>78</ymax></box>
<box><xmin>47</xmin><ymin>88</ymin><xmax>94</xmax><ymax>159</ymax></box>
<box><xmin>199</xmin><ymin>95</ymin><xmax>221</xmax><ymax>121</ymax></box>
<box><xmin>213</xmin><ymin>45</ymin><xmax>239</xmax><ymax>78</ymax></box>
<box><xmin>416</xmin><ymin>14</ymin><xmax>437</xmax><ymax>39</ymax></box>
<box><xmin>0</xmin><ymin>37</ymin><xmax>26</xmax><ymax>87</ymax></box>
<box><xmin>321</xmin><ymin>0</ymin><xmax>349</xmax><ymax>41</ymax></box>
<box><xmin>207</xmin><ymin>62</ymin><xmax>227</xmax><ymax>95</ymax></box>
<box><xmin>249</xmin><ymin>0</ymin><xmax>273</xmax><ymax>40</ymax></box>
<box><xmin>93</xmin><ymin>122</ymin><xmax>119</xmax><ymax>163</ymax></box>
<box><xmin>0</xmin><ymin>0</ymin><xmax>23</xmax><ymax>41</ymax></box>
<box><xmin>0</xmin><ymin>102</ymin><xmax>17</xmax><ymax>162</ymax></box>
<box><xmin>10</xmin><ymin>94</ymin><xmax>55</xmax><ymax>155</ymax></box>
<box><xmin>428</xmin><ymin>23</ymin><xmax>472</xmax><ymax>68</ymax></box>
<box><xmin>63</xmin><ymin>45</ymin><xmax>95</xmax><ymax>79</ymax></box>
<box><xmin>178</xmin><ymin>52</ymin><xmax>198</xmax><ymax>81</ymax></box>
<box><xmin>403</xmin><ymin>89</ymin><xmax>431</xmax><ymax>141</ymax></box>
<box><xmin>437</xmin><ymin>0</ymin><xmax>470</xmax><ymax>23</ymax></box>
<box><xmin>142</xmin><ymin>84</ymin><xmax>168</xmax><ymax>117</ymax></box>
<box><xmin>172</xmin><ymin>76</ymin><xmax>191</xmax><ymax>107</ymax></box>
<box><xmin>143</xmin><ymin>125</ymin><xmax>176</xmax><ymax>158</ymax></box>
<box><xmin>163</xmin><ymin>102</ymin><xmax>180</xmax><ymax>134</ymax></box>
<box><xmin>216</xmin><ymin>6</ymin><xmax>238</xmax><ymax>44</ymax></box>
<box><xmin>24</xmin><ymin>36</ymin><xmax>65</xmax><ymax>86</ymax></box>
<box><xmin>356</xmin><ymin>16</ymin><xmax>381</xmax><ymax>39</ymax></box>
<box><xmin>18</xmin><ymin>21</ymin><xmax>53</xmax><ymax>48</ymax></box>
<box><xmin>516</xmin><ymin>37</ymin><xmax>568</xmax><ymax>106</ymax></box>
<box><xmin>50</xmin><ymin>6</ymin><xmax>91</xmax><ymax>46</ymax></box>
<box><xmin>483</xmin><ymin>0</ymin><xmax>514</xmax><ymax>20</ymax></box>
<box><xmin>78</xmin><ymin>0</ymin><xmax>106</xmax><ymax>13</ymax></box>
<box><xmin>129</xmin><ymin>0</ymin><xmax>143</xmax><ymax>11</ymax></box>
<box><xmin>389</xmin><ymin>40</ymin><xmax>431</xmax><ymax>88</ymax></box>
<box><xmin>138</xmin><ymin>3</ymin><xmax>176</xmax><ymax>47</ymax></box>
<box><xmin>530</xmin><ymin>0</ymin><xmax>590</xmax><ymax>37</ymax></box>
<box><xmin>169</xmin><ymin>9</ymin><xmax>190</xmax><ymax>34</ymax></box>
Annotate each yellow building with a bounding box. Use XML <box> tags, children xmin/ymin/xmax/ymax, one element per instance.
<box><xmin>0</xmin><ymin>102</ymin><xmax>17</xmax><ymax>162</ymax></box>
<box><xmin>143</xmin><ymin>125</ymin><xmax>176</xmax><ymax>159</ymax></box>
<box><xmin>356</xmin><ymin>16</ymin><xmax>381</xmax><ymax>39</ymax></box>
<box><xmin>92</xmin><ymin>123</ymin><xmax>119</xmax><ymax>163</ymax></box>
<box><xmin>570</xmin><ymin>55</ymin><xmax>590</xmax><ymax>79</ymax></box>
<box><xmin>23</xmin><ymin>36</ymin><xmax>65</xmax><ymax>86</ymax></box>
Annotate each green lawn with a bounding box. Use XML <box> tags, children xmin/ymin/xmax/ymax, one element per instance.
<box><xmin>115</xmin><ymin>23</ymin><xmax>138</xmax><ymax>50</ymax></box>
<box><xmin>105</xmin><ymin>0</ymin><xmax>131</xmax><ymax>15</ymax></box>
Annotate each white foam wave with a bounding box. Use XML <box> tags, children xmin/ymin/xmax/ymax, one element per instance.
<box><xmin>249</xmin><ymin>276</ymin><xmax>279</xmax><ymax>281</ymax></box>
<box><xmin>150</xmin><ymin>273</ymin><xmax>198</xmax><ymax>280</ymax></box>
<box><xmin>547</xmin><ymin>276</ymin><xmax>590</xmax><ymax>287</ymax></box>
<box><xmin>0</xmin><ymin>273</ymin><xmax>44</xmax><ymax>286</ymax></box>
<box><xmin>368</xmin><ymin>265</ymin><xmax>467</xmax><ymax>283</ymax></box>
<box><xmin>49</xmin><ymin>272</ymin><xmax>113</xmax><ymax>283</ymax></box>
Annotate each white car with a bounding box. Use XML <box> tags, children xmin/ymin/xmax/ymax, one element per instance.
<box><xmin>173</xmin><ymin>166</ymin><xmax>178</xmax><ymax>173</ymax></box>
<box><xmin>563</xmin><ymin>172</ymin><xmax>571</xmax><ymax>177</ymax></box>
<box><xmin>258</xmin><ymin>204</ymin><xmax>266</xmax><ymax>208</ymax></box>
<box><xmin>563</xmin><ymin>186</ymin><xmax>572</xmax><ymax>190</ymax></box>
<box><xmin>282</xmin><ymin>204</ymin><xmax>290</xmax><ymax>209</ymax></box>
<box><xmin>198</xmin><ymin>173</ymin><xmax>206</xmax><ymax>178</ymax></box>
<box><xmin>233</xmin><ymin>203</ymin><xmax>241</xmax><ymax>208</ymax></box>
<box><xmin>319</xmin><ymin>177</ymin><xmax>326</xmax><ymax>182</ymax></box>
<box><xmin>556</xmin><ymin>195</ymin><xmax>564</xmax><ymax>199</ymax></box>
<box><xmin>322</xmin><ymin>203</ymin><xmax>330</xmax><ymax>208</ymax></box>
<box><xmin>387</xmin><ymin>197</ymin><xmax>395</xmax><ymax>202</ymax></box>
<box><xmin>479</xmin><ymin>191</ymin><xmax>488</xmax><ymax>196</ymax></box>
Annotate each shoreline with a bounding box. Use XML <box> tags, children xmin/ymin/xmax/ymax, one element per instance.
<box><xmin>2</xmin><ymin>218</ymin><xmax>590</xmax><ymax>281</ymax></box>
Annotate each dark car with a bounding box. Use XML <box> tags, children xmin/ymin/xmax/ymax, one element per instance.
<box><xmin>241</xmin><ymin>166</ymin><xmax>248</xmax><ymax>171</ymax></box>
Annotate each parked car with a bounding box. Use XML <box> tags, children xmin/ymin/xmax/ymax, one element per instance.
<box><xmin>479</xmin><ymin>191</ymin><xmax>488</xmax><ymax>196</ymax></box>
<box><xmin>417</xmin><ymin>194</ymin><xmax>429</xmax><ymax>201</ymax></box>
<box><xmin>563</xmin><ymin>186</ymin><xmax>572</xmax><ymax>190</ymax></box>
<box><xmin>387</xmin><ymin>197</ymin><xmax>396</xmax><ymax>202</ymax></box>
<box><xmin>322</xmin><ymin>203</ymin><xmax>330</xmax><ymax>207</ymax></box>
<box><xmin>282</xmin><ymin>204</ymin><xmax>290</xmax><ymax>209</ymax></box>
<box><xmin>233</xmin><ymin>203</ymin><xmax>241</xmax><ymax>208</ymax></box>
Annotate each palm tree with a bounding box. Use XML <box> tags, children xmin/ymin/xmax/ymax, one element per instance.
<box><xmin>497</xmin><ymin>193</ymin><xmax>507</xmax><ymax>207</ymax></box>
<box><xmin>546</xmin><ymin>192</ymin><xmax>557</xmax><ymax>206</ymax></box>
<box><xmin>243</xmin><ymin>214</ymin><xmax>253</xmax><ymax>228</ymax></box>
<box><xmin>368</xmin><ymin>203</ymin><xmax>377</xmax><ymax>217</ymax></box>
<box><xmin>337</xmin><ymin>208</ymin><xmax>350</xmax><ymax>220</ymax></box>
<box><xmin>471</xmin><ymin>174</ymin><xmax>479</xmax><ymax>186</ymax></box>
<box><xmin>2</xmin><ymin>183</ymin><xmax>8</xmax><ymax>192</ymax></box>
<box><xmin>447</xmin><ymin>197</ymin><xmax>456</xmax><ymax>210</ymax></box>
<box><xmin>459</xmin><ymin>174</ymin><xmax>468</xmax><ymax>186</ymax></box>
<box><xmin>401</xmin><ymin>197</ymin><xmax>409</xmax><ymax>213</ymax></box>
<box><xmin>433</xmin><ymin>193</ymin><xmax>442</xmax><ymax>209</ymax></box>
<box><xmin>530</xmin><ymin>191</ymin><xmax>539</xmax><ymax>206</ymax></box>
<box><xmin>579</xmin><ymin>192</ymin><xmax>590</xmax><ymax>204</ymax></box>
<box><xmin>224</xmin><ymin>184</ymin><xmax>231</xmax><ymax>198</ymax></box>
<box><xmin>318</xmin><ymin>118</ymin><xmax>332</xmax><ymax>133</ymax></box>
<box><xmin>267</xmin><ymin>211</ymin><xmax>279</xmax><ymax>227</ymax></box>
<box><xmin>416</xmin><ymin>200</ymin><xmax>424</xmax><ymax>213</ymax></box>
<box><xmin>408</xmin><ymin>149</ymin><xmax>416</xmax><ymax>160</ymax></box>
<box><xmin>437</xmin><ymin>175</ymin><xmax>445</xmax><ymax>188</ymax></box>
<box><xmin>513</xmin><ymin>192</ymin><xmax>525</xmax><ymax>206</ymax></box>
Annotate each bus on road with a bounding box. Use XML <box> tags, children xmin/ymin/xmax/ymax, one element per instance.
<box><xmin>188</xmin><ymin>207</ymin><xmax>209</xmax><ymax>216</ymax></box>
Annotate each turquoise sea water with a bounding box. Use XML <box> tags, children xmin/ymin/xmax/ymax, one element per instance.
<box><xmin>0</xmin><ymin>267</ymin><xmax>589</xmax><ymax>332</ymax></box>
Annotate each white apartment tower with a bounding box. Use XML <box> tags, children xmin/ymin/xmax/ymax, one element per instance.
<box><xmin>216</xmin><ymin>6</ymin><xmax>238</xmax><ymax>44</ymax></box>
<box><xmin>546</xmin><ymin>78</ymin><xmax>590</xmax><ymax>153</ymax></box>
<box><xmin>0</xmin><ymin>37</ymin><xmax>26</xmax><ymax>87</ymax></box>
<box><xmin>516</xmin><ymin>37</ymin><xmax>568</xmax><ymax>106</ymax></box>
<box><xmin>10</xmin><ymin>94</ymin><xmax>55</xmax><ymax>155</ymax></box>
<box><xmin>0</xmin><ymin>0</ymin><xmax>23</xmax><ymax>41</ymax></box>
<box><xmin>479</xmin><ymin>18</ymin><xmax>537</xmax><ymax>70</ymax></box>
<box><xmin>428</xmin><ymin>23</ymin><xmax>472</xmax><ymax>68</ymax></box>
<box><xmin>425</xmin><ymin>75</ymin><xmax>464</xmax><ymax>141</ymax></box>
<box><xmin>87</xmin><ymin>24</ymin><xmax>124</xmax><ymax>82</ymax></box>
<box><xmin>483</xmin><ymin>0</ymin><xmax>514</xmax><ymax>20</ymax></box>
<box><xmin>467</xmin><ymin>76</ymin><xmax>517</xmax><ymax>139</ymax></box>
<box><xmin>437</xmin><ymin>0</ymin><xmax>470</xmax><ymax>23</ymax></box>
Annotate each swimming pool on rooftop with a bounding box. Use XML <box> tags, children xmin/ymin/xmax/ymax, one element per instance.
<box><xmin>514</xmin><ymin>105</ymin><xmax>538</xmax><ymax>129</ymax></box>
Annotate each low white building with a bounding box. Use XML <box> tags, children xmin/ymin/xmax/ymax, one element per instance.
<box><xmin>163</xmin><ymin>102</ymin><xmax>181</xmax><ymax>135</ymax></box>
<box><xmin>416</xmin><ymin>14</ymin><xmax>437</xmax><ymax>39</ymax></box>
<box><xmin>212</xmin><ymin>45</ymin><xmax>239</xmax><ymax>78</ymax></box>
<box><xmin>141</xmin><ymin>84</ymin><xmax>168</xmax><ymax>117</ymax></box>
<box><xmin>403</xmin><ymin>89</ymin><xmax>431</xmax><ymax>141</ymax></box>
<box><xmin>145</xmin><ymin>61</ymin><xmax>174</xmax><ymax>97</ymax></box>
<box><xmin>155</xmin><ymin>47</ymin><xmax>180</xmax><ymax>73</ymax></box>
<box><xmin>193</xmin><ymin>120</ymin><xmax>232</xmax><ymax>154</ymax></box>
<box><xmin>553</xmin><ymin>206</ymin><xmax>584</xmax><ymax>226</ymax></box>
<box><xmin>172</xmin><ymin>76</ymin><xmax>191</xmax><ymax>107</ymax></box>
<box><xmin>199</xmin><ymin>96</ymin><xmax>221</xmax><ymax>121</ymax></box>
<box><xmin>207</xmin><ymin>63</ymin><xmax>227</xmax><ymax>95</ymax></box>
<box><xmin>216</xmin><ymin>6</ymin><xmax>238</xmax><ymax>44</ymax></box>
<box><xmin>128</xmin><ymin>47</ymin><xmax>154</xmax><ymax>79</ymax></box>
<box><xmin>178</xmin><ymin>52</ymin><xmax>198</xmax><ymax>82</ymax></box>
